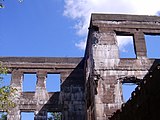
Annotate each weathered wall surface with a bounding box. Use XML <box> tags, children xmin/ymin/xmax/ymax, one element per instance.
<box><xmin>109</xmin><ymin>64</ymin><xmax>160</xmax><ymax>120</ymax></box>
<box><xmin>0</xmin><ymin>57</ymin><xmax>85</xmax><ymax>120</ymax></box>
<box><xmin>84</xmin><ymin>14</ymin><xmax>160</xmax><ymax>120</ymax></box>
<box><xmin>1</xmin><ymin>14</ymin><xmax>160</xmax><ymax>120</ymax></box>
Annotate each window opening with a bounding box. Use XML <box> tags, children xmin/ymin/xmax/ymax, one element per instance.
<box><xmin>144</xmin><ymin>34</ymin><xmax>160</xmax><ymax>58</ymax></box>
<box><xmin>122</xmin><ymin>83</ymin><xmax>137</xmax><ymax>102</ymax></box>
<box><xmin>46</xmin><ymin>74</ymin><xmax>60</xmax><ymax>92</ymax></box>
<box><xmin>47</xmin><ymin>112</ymin><xmax>62</xmax><ymax>120</ymax></box>
<box><xmin>0</xmin><ymin>74</ymin><xmax>11</xmax><ymax>87</ymax></box>
<box><xmin>117</xmin><ymin>36</ymin><xmax>136</xmax><ymax>58</ymax></box>
<box><xmin>23</xmin><ymin>74</ymin><xmax>36</xmax><ymax>92</ymax></box>
<box><xmin>21</xmin><ymin>112</ymin><xmax>34</xmax><ymax>120</ymax></box>
<box><xmin>0</xmin><ymin>112</ymin><xmax>7</xmax><ymax>120</ymax></box>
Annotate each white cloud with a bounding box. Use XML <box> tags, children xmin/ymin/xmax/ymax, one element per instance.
<box><xmin>64</xmin><ymin>0</ymin><xmax>160</xmax><ymax>50</ymax></box>
<box><xmin>116</xmin><ymin>36</ymin><xmax>133</xmax><ymax>53</ymax></box>
<box><xmin>75</xmin><ymin>39</ymin><xmax>86</xmax><ymax>50</ymax></box>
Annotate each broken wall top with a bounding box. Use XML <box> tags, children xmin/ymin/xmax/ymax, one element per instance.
<box><xmin>87</xmin><ymin>13</ymin><xmax>160</xmax><ymax>59</ymax></box>
<box><xmin>90</xmin><ymin>13</ymin><xmax>160</xmax><ymax>33</ymax></box>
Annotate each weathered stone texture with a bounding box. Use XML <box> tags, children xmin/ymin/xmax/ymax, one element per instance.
<box><xmin>109</xmin><ymin>64</ymin><xmax>160</xmax><ymax>120</ymax></box>
<box><xmin>85</xmin><ymin>14</ymin><xmax>160</xmax><ymax>120</ymax></box>
<box><xmin>0</xmin><ymin>57</ymin><xmax>85</xmax><ymax>120</ymax></box>
<box><xmin>0</xmin><ymin>14</ymin><xmax>160</xmax><ymax>120</ymax></box>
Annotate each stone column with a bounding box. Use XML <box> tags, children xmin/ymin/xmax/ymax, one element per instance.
<box><xmin>92</xmin><ymin>31</ymin><xmax>119</xmax><ymax>70</ymax></box>
<box><xmin>90</xmin><ymin>31</ymin><xmax>121</xmax><ymax>120</ymax></box>
<box><xmin>7</xmin><ymin>69</ymin><xmax>23</xmax><ymax>120</ymax></box>
<box><xmin>61</xmin><ymin>70</ymin><xmax>85</xmax><ymax>120</ymax></box>
<box><xmin>10</xmin><ymin>69</ymin><xmax>23</xmax><ymax>96</ymax></box>
<box><xmin>34</xmin><ymin>71</ymin><xmax>48</xmax><ymax>120</ymax></box>
<box><xmin>133</xmin><ymin>31</ymin><xmax>147</xmax><ymax>58</ymax></box>
<box><xmin>60</xmin><ymin>72</ymin><xmax>70</xmax><ymax>120</ymax></box>
<box><xmin>7</xmin><ymin>106</ymin><xmax>21</xmax><ymax>120</ymax></box>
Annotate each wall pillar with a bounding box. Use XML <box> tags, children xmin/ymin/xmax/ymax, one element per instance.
<box><xmin>34</xmin><ymin>71</ymin><xmax>48</xmax><ymax>120</ymax></box>
<box><xmin>90</xmin><ymin>31</ymin><xmax>122</xmax><ymax>120</ymax></box>
<box><xmin>7</xmin><ymin>69</ymin><xmax>23</xmax><ymax>120</ymax></box>
<box><xmin>7</xmin><ymin>106</ymin><xmax>20</xmax><ymax>120</ymax></box>
<box><xmin>61</xmin><ymin>70</ymin><xmax>85</xmax><ymax>120</ymax></box>
<box><xmin>134</xmin><ymin>31</ymin><xmax>147</xmax><ymax>58</ymax></box>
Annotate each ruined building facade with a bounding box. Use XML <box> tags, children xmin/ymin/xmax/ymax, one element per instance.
<box><xmin>0</xmin><ymin>14</ymin><xmax>160</xmax><ymax>120</ymax></box>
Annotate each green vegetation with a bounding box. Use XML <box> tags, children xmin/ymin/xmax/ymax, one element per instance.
<box><xmin>0</xmin><ymin>63</ymin><xmax>17</xmax><ymax>119</ymax></box>
<box><xmin>0</xmin><ymin>112</ymin><xmax>7</xmax><ymax>120</ymax></box>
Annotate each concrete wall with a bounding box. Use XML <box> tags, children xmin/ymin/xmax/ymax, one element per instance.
<box><xmin>1</xmin><ymin>14</ymin><xmax>160</xmax><ymax>120</ymax></box>
<box><xmin>84</xmin><ymin>14</ymin><xmax>160</xmax><ymax>120</ymax></box>
<box><xmin>0</xmin><ymin>57</ymin><xmax>85</xmax><ymax>120</ymax></box>
<box><xmin>109</xmin><ymin>63</ymin><xmax>160</xmax><ymax>120</ymax></box>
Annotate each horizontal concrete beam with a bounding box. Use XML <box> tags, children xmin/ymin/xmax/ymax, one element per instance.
<box><xmin>0</xmin><ymin>57</ymin><xmax>83</xmax><ymax>64</ymax></box>
<box><xmin>0</xmin><ymin>57</ymin><xmax>84</xmax><ymax>69</ymax></box>
<box><xmin>91</xmin><ymin>13</ymin><xmax>160</xmax><ymax>23</ymax></box>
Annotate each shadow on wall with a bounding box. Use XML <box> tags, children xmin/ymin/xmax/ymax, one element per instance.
<box><xmin>109</xmin><ymin>59</ymin><xmax>160</xmax><ymax>120</ymax></box>
<box><xmin>35</xmin><ymin>59</ymin><xmax>85</xmax><ymax>120</ymax></box>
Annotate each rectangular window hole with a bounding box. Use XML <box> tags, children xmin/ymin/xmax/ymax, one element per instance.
<box><xmin>145</xmin><ymin>34</ymin><xmax>160</xmax><ymax>58</ymax></box>
<box><xmin>21</xmin><ymin>112</ymin><xmax>34</xmax><ymax>120</ymax></box>
<box><xmin>46</xmin><ymin>74</ymin><xmax>60</xmax><ymax>92</ymax></box>
<box><xmin>23</xmin><ymin>74</ymin><xmax>36</xmax><ymax>92</ymax></box>
<box><xmin>117</xmin><ymin>36</ymin><xmax>136</xmax><ymax>58</ymax></box>
<box><xmin>122</xmin><ymin>83</ymin><xmax>137</xmax><ymax>102</ymax></box>
<box><xmin>0</xmin><ymin>74</ymin><xmax>11</xmax><ymax>87</ymax></box>
<box><xmin>0</xmin><ymin>112</ymin><xmax>7</xmax><ymax>120</ymax></box>
<box><xmin>47</xmin><ymin>112</ymin><xmax>62</xmax><ymax>120</ymax></box>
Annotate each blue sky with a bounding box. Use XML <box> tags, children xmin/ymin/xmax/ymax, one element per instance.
<box><xmin>0</xmin><ymin>0</ymin><xmax>160</xmax><ymax>57</ymax></box>
<box><xmin>0</xmin><ymin>0</ymin><xmax>84</xmax><ymax>57</ymax></box>
<box><xmin>0</xmin><ymin>0</ymin><xmax>160</xmax><ymax>119</ymax></box>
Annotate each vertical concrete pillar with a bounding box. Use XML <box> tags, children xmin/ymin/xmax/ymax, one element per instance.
<box><xmin>92</xmin><ymin>31</ymin><xmax>119</xmax><ymax>69</ymax></box>
<box><xmin>10</xmin><ymin>69</ymin><xmax>23</xmax><ymax>96</ymax></box>
<box><xmin>7</xmin><ymin>69</ymin><xmax>23</xmax><ymax>120</ymax></box>
<box><xmin>7</xmin><ymin>106</ymin><xmax>21</xmax><ymax>120</ymax></box>
<box><xmin>61</xmin><ymin>72</ymin><xmax>71</xmax><ymax>120</ymax></box>
<box><xmin>90</xmin><ymin>30</ymin><xmax>122</xmax><ymax>120</ymax></box>
<box><xmin>61</xmin><ymin>70</ymin><xmax>85</xmax><ymax>120</ymax></box>
<box><xmin>134</xmin><ymin>31</ymin><xmax>147</xmax><ymax>58</ymax></box>
<box><xmin>35</xmin><ymin>71</ymin><xmax>48</xmax><ymax>100</ymax></box>
<box><xmin>34</xmin><ymin>71</ymin><xmax>48</xmax><ymax>120</ymax></box>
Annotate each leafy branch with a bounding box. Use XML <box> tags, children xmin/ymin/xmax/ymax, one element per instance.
<box><xmin>0</xmin><ymin>63</ymin><xmax>17</xmax><ymax>113</ymax></box>
<box><xmin>0</xmin><ymin>86</ymin><xmax>17</xmax><ymax>112</ymax></box>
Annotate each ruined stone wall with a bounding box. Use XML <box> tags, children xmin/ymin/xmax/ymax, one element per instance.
<box><xmin>0</xmin><ymin>57</ymin><xmax>85</xmax><ymax>120</ymax></box>
<box><xmin>84</xmin><ymin>14</ymin><xmax>160</xmax><ymax>120</ymax></box>
<box><xmin>109</xmin><ymin>63</ymin><xmax>160</xmax><ymax>120</ymax></box>
<box><xmin>1</xmin><ymin>14</ymin><xmax>160</xmax><ymax>120</ymax></box>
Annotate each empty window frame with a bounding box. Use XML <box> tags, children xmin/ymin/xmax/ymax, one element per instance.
<box><xmin>116</xmin><ymin>35</ymin><xmax>136</xmax><ymax>58</ymax></box>
<box><xmin>23</xmin><ymin>74</ymin><xmax>37</xmax><ymax>92</ymax></box>
<box><xmin>144</xmin><ymin>34</ymin><xmax>160</xmax><ymax>58</ymax></box>
<box><xmin>46</xmin><ymin>74</ymin><xmax>61</xmax><ymax>92</ymax></box>
<box><xmin>0</xmin><ymin>74</ymin><xmax>11</xmax><ymax>87</ymax></box>
<box><xmin>21</xmin><ymin>112</ymin><xmax>34</xmax><ymax>120</ymax></box>
<box><xmin>122</xmin><ymin>83</ymin><xmax>137</xmax><ymax>102</ymax></box>
<box><xmin>0</xmin><ymin>112</ymin><xmax>7</xmax><ymax>120</ymax></box>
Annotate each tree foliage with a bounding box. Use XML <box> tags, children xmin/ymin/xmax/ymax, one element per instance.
<box><xmin>0</xmin><ymin>63</ymin><xmax>17</xmax><ymax>113</ymax></box>
<box><xmin>0</xmin><ymin>86</ymin><xmax>17</xmax><ymax>112</ymax></box>
<box><xmin>0</xmin><ymin>113</ymin><xmax>7</xmax><ymax>120</ymax></box>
